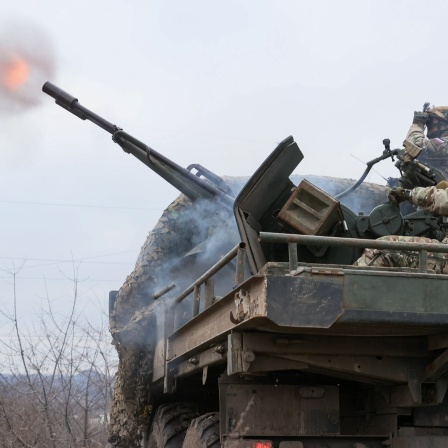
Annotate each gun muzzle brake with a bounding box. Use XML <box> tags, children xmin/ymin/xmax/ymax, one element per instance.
<box><xmin>42</xmin><ymin>82</ymin><xmax>78</xmax><ymax>109</ymax></box>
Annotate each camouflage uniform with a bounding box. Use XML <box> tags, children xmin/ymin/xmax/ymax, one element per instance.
<box><xmin>405</xmin><ymin>111</ymin><xmax>448</xmax><ymax>179</ymax></box>
<box><xmin>410</xmin><ymin>186</ymin><xmax>448</xmax><ymax>215</ymax></box>
<box><xmin>353</xmin><ymin>235</ymin><xmax>448</xmax><ymax>273</ymax></box>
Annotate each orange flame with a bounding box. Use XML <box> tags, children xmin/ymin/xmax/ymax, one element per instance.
<box><xmin>3</xmin><ymin>57</ymin><xmax>30</xmax><ymax>90</ymax></box>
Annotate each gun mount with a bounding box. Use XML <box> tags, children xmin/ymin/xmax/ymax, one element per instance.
<box><xmin>43</xmin><ymin>83</ymin><xmax>448</xmax><ymax>448</ymax></box>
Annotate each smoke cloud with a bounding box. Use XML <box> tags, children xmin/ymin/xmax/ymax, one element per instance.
<box><xmin>0</xmin><ymin>18</ymin><xmax>55</xmax><ymax>113</ymax></box>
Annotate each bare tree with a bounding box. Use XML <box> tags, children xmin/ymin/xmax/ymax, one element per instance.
<box><xmin>0</xmin><ymin>266</ymin><xmax>117</xmax><ymax>448</ymax></box>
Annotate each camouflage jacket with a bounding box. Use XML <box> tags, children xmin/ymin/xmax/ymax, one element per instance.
<box><xmin>354</xmin><ymin>235</ymin><xmax>448</xmax><ymax>274</ymax></box>
<box><xmin>410</xmin><ymin>186</ymin><xmax>448</xmax><ymax>215</ymax></box>
<box><xmin>406</xmin><ymin>122</ymin><xmax>448</xmax><ymax>178</ymax></box>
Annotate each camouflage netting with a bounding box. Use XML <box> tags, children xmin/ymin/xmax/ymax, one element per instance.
<box><xmin>107</xmin><ymin>176</ymin><xmax>389</xmax><ymax>447</ymax></box>
<box><xmin>108</xmin><ymin>187</ymin><xmax>239</xmax><ymax>447</ymax></box>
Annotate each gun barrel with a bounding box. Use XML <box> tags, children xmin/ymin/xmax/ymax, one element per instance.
<box><xmin>42</xmin><ymin>82</ymin><xmax>118</xmax><ymax>134</ymax></box>
<box><xmin>42</xmin><ymin>82</ymin><xmax>234</xmax><ymax>207</ymax></box>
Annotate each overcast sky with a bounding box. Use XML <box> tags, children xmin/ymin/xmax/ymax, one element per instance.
<box><xmin>0</xmin><ymin>0</ymin><xmax>447</xmax><ymax>329</ymax></box>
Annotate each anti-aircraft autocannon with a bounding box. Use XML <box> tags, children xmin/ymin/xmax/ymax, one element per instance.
<box><xmin>43</xmin><ymin>82</ymin><xmax>448</xmax><ymax>273</ymax></box>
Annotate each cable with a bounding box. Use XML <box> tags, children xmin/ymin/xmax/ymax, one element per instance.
<box><xmin>1</xmin><ymin>258</ymin><xmax>132</xmax><ymax>269</ymax></box>
<box><xmin>0</xmin><ymin>199</ymin><xmax>163</xmax><ymax>211</ymax></box>
<box><xmin>0</xmin><ymin>276</ymin><xmax>120</xmax><ymax>282</ymax></box>
<box><xmin>0</xmin><ymin>249</ymin><xmax>137</xmax><ymax>262</ymax></box>
<box><xmin>0</xmin><ymin>250</ymin><xmax>139</xmax><ymax>270</ymax></box>
<box><xmin>0</xmin><ymin>257</ymin><xmax>133</xmax><ymax>264</ymax></box>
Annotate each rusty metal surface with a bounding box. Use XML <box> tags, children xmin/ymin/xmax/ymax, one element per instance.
<box><xmin>277</xmin><ymin>179</ymin><xmax>342</xmax><ymax>236</ymax></box>
<box><xmin>171</xmin><ymin>343</ymin><xmax>227</xmax><ymax>379</ymax></box>
<box><xmin>167</xmin><ymin>276</ymin><xmax>267</xmax><ymax>362</ymax></box>
<box><xmin>240</xmin><ymin>332</ymin><xmax>429</xmax><ymax>358</ymax></box>
<box><xmin>340</xmin><ymin>269</ymin><xmax>448</xmax><ymax>326</ymax></box>
<box><xmin>167</xmin><ymin>266</ymin><xmax>448</xmax><ymax>365</ymax></box>
<box><xmin>265</xmin><ymin>268</ymin><xmax>448</xmax><ymax>330</ymax></box>
<box><xmin>227</xmin><ymin>331</ymin><xmax>432</xmax><ymax>386</ymax></box>
<box><xmin>265</xmin><ymin>275</ymin><xmax>344</xmax><ymax>328</ymax></box>
<box><xmin>223</xmin><ymin>384</ymin><xmax>340</xmax><ymax>436</ymax></box>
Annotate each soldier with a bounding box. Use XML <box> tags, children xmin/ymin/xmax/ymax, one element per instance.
<box><xmin>355</xmin><ymin>105</ymin><xmax>448</xmax><ymax>271</ymax></box>
<box><xmin>404</xmin><ymin>105</ymin><xmax>448</xmax><ymax>178</ymax></box>
<box><xmin>388</xmin><ymin>180</ymin><xmax>448</xmax><ymax>215</ymax></box>
<box><xmin>387</xmin><ymin>103</ymin><xmax>448</xmax><ymax>216</ymax></box>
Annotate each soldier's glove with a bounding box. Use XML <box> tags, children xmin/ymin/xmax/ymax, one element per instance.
<box><xmin>436</xmin><ymin>180</ymin><xmax>448</xmax><ymax>190</ymax></box>
<box><xmin>413</xmin><ymin>111</ymin><xmax>429</xmax><ymax>125</ymax></box>
<box><xmin>388</xmin><ymin>187</ymin><xmax>411</xmax><ymax>207</ymax></box>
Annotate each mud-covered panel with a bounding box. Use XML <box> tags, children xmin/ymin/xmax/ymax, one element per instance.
<box><xmin>224</xmin><ymin>384</ymin><xmax>339</xmax><ymax>436</ymax></box>
<box><xmin>344</xmin><ymin>272</ymin><xmax>448</xmax><ymax>314</ymax></box>
<box><xmin>265</xmin><ymin>276</ymin><xmax>343</xmax><ymax>328</ymax></box>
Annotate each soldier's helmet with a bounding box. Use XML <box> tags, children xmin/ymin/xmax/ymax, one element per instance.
<box><xmin>427</xmin><ymin>106</ymin><xmax>448</xmax><ymax>138</ymax></box>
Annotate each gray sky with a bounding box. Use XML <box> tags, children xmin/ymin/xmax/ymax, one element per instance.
<box><xmin>0</xmin><ymin>0</ymin><xmax>447</xmax><ymax>328</ymax></box>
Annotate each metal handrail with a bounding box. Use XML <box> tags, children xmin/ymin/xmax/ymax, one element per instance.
<box><xmin>259</xmin><ymin>232</ymin><xmax>448</xmax><ymax>273</ymax></box>
<box><xmin>175</xmin><ymin>243</ymin><xmax>246</xmax><ymax>315</ymax></box>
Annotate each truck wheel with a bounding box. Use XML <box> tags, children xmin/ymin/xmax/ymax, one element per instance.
<box><xmin>182</xmin><ymin>412</ymin><xmax>220</xmax><ymax>448</ymax></box>
<box><xmin>147</xmin><ymin>403</ymin><xmax>199</xmax><ymax>448</ymax></box>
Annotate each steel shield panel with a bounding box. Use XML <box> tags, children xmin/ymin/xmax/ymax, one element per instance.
<box><xmin>340</xmin><ymin>271</ymin><xmax>448</xmax><ymax>327</ymax></box>
<box><xmin>265</xmin><ymin>276</ymin><xmax>343</xmax><ymax>328</ymax></box>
